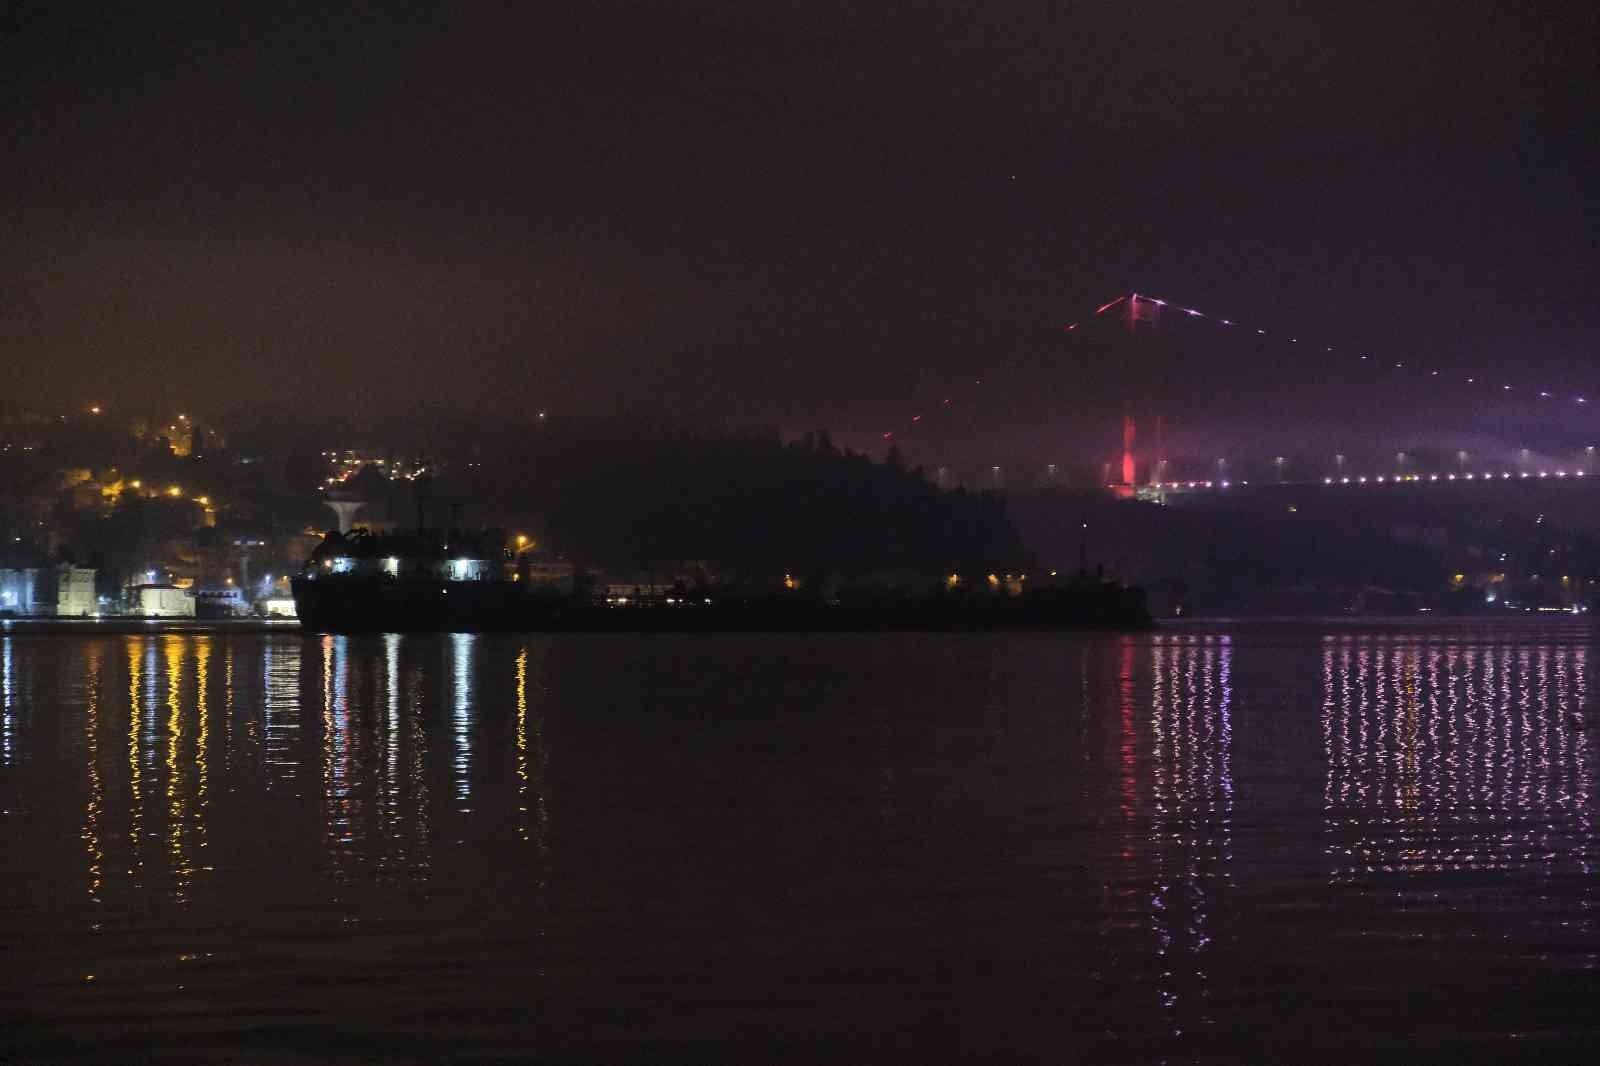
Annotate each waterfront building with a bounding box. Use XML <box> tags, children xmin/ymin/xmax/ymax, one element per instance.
<box><xmin>130</xmin><ymin>584</ymin><xmax>196</xmax><ymax>618</ymax></box>
<box><xmin>522</xmin><ymin>556</ymin><xmax>577</xmax><ymax>594</ymax></box>
<box><xmin>0</xmin><ymin>568</ymin><xmax>34</xmax><ymax>613</ymax></box>
<box><xmin>195</xmin><ymin>586</ymin><xmax>248</xmax><ymax>618</ymax></box>
<box><xmin>258</xmin><ymin>596</ymin><xmax>298</xmax><ymax>618</ymax></box>
<box><xmin>54</xmin><ymin>566</ymin><xmax>96</xmax><ymax>616</ymax></box>
<box><xmin>0</xmin><ymin>564</ymin><xmax>97</xmax><ymax>616</ymax></box>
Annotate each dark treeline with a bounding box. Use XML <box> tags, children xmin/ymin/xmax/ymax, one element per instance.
<box><xmin>222</xmin><ymin>410</ymin><xmax>1027</xmax><ymax>576</ymax></box>
<box><xmin>546</xmin><ymin>429</ymin><xmax>1024</xmax><ymax>575</ymax></box>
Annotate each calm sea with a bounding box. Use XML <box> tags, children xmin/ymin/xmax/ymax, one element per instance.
<box><xmin>2</xmin><ymin>622</ymin><xmax>1596</xmax><ymax>1063</ymax></box>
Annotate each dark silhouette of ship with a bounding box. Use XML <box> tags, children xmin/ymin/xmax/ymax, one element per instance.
<box><xmin>290</xmin><ymin>528</ymin><xmax>1151</xmax><ymax>633</ymax></box>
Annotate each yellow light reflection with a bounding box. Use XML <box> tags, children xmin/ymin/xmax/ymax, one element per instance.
<box><xmin>194</xmin><ymin>635</ymin><xmax>210</xmax><ymax>871</ymax></box>
<box><xmin>516</xmin><ymin>647</ymin><xmax>528</xmax><ymax>842</ymax></box>
<box><xmin>126</xmin><ymin>639</ymin><xmax>144</xmax><ymax>884</ymax></box>
<box><xmin>165</xmin><ymin>635</ymin><xmax>190</xmax><ymax>901</ymax></box>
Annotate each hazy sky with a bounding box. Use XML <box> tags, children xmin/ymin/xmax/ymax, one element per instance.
<box><xmin>4</xmin><ymin>1</ymin><xmax>1595</xmax><ymax>452</ymax></box>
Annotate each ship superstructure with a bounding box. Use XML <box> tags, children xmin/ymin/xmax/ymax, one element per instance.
<box><xmin>291</xmin><ymin>527</ymin><xmax>526</xmax><ymax>630</ymax></box>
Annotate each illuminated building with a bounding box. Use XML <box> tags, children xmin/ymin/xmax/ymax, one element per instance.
<box><xmin>130</xmin><ymin>584</ymin><xmax>196</xmax><ymax>618</ymax></box>
<box><xmin>0</xmin><ymin>564</ymin><xmax>97</xmax><ymax>617</ymax></box>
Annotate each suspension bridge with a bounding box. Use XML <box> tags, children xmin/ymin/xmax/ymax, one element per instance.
<box><xmin>873</xmin><ymin>289</ymin><xmax>1598</xmax><ymax>497</ymax></box>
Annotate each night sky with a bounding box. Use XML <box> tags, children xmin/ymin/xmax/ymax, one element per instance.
<box><xmin>4</xmin><ymin>2</ymin><xmax>1595</xmax><ymax>458</ymax></box>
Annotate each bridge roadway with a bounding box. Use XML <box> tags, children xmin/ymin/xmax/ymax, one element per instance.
<box><xmin>1145</xmin><ymin>468</ymin><xmax>1594</xmax><ymax>494</ymax></box>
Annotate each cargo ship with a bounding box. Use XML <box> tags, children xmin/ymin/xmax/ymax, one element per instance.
<box><xmin>290</xmin><ymin>529</ymin><xmax>1151</xmax><ymax>633</ymax></box>
<box><xmin>290</xmin><ymin>528</ymin><xmax>530</xmax><ymax>632</ymax></box>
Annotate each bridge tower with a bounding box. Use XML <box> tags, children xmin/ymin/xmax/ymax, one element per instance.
<box><xmin>1108</xmin><ymin>294</ymin><xmax>1163</xmax><ymax>495</ymax></box>
<box><xmin>1121</xmin><ymin>413</ymin><xmax>1137</xmax><ymax>486</ymax></box>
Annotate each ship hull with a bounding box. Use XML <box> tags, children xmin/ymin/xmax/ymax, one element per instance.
<box><xmin>292</xmin><ymin>578</ymin><xmax>1150</xmax><ymax>633</ymax></box>
<box><xmin>291</xmin><ymin>578</ymin><xmax>537</xmax><ymax>633</ymax></box>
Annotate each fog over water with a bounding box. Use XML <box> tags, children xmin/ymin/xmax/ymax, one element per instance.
<box><xmin>2</xmin><ymin>624</ymin><xmax>1597</xmax><ymax>1062</ymax></box>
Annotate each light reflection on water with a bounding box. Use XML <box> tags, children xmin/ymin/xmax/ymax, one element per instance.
<box><xmin>2</xmin><ymin>634</ymin><xmax>13</xmax><ymax>765</ymax></box>
<box><xmin>451</xmin><ymin>632</ymin><xmax>474</xmax><ymax>810</ymax></box>
<box><xmin>1320</xmin><ymin>639</ymin><xmax>1593</xmax><ymax>880</ymax></box>
<box><xmin>0</xmin><ymin>626</ymin><xmax>1596</xmax><ymax>1062</ymax></box>
<box><xmin>1147</xmin><ymin>635</ymin><xmax>1233</xmax><ymax>1035</ymax></box>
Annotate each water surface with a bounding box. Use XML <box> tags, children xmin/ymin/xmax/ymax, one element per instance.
<box><xmin>2</xmin><ymin>623</ymin><xmax>1597</xmax><ymax>1062</ymax></box>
